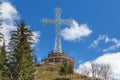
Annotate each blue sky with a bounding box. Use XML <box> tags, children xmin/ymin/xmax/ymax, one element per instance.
<box><xmin>10</xmin><ymin>0</ymin><xmax>119</xmax><ymax>60</ymax></box>
<box><xmin>10</xmin><ymin>0</ymin><xmax>120</xmax><ymax>64</ymax></box>
<box><xmin>1</xmin><ymin>0</ymin><xmax>120</xmax><ymax>79</ymax></box>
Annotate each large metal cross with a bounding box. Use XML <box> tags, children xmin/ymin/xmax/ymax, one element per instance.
<box><xmin>42</xmin><ymin>5</ymin><xmax>73</xmax><ymax>53</ymax></box>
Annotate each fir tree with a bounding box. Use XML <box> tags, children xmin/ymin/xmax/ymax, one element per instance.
<box><xmin>10</xmin><ymin>21</ymin><xmax>35</xmax><ymax>80</ymax></box>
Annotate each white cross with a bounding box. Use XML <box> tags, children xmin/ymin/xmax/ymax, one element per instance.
<box><xmin>42</xmin><ymin>5</ymin><xmax>73</xmax><ymax>53</ymax></box>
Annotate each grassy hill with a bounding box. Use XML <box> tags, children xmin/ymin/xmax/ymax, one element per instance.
<box><xmin>34</xmin><ymin>65</ymin><xmax>93</xmax><ymax>80</ymax></box>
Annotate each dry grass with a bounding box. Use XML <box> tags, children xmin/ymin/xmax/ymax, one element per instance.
<box><xmin>34</xmin><ymin>65</ymin><xmax>92</xmax><ymax>80</ymax></box>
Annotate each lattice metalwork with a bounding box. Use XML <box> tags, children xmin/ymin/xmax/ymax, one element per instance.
<box><xmin>42</xmin><ymin>5</ymin><xmax>73</xmax><ymax>53</ymax></box>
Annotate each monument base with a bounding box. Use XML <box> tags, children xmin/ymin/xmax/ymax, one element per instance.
<box><xmin>41</xmin><ymin>51</ymin><xmax>74</xmax><ymax>70</ymax></box>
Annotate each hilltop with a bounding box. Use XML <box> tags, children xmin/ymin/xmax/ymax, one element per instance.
<box><xmin>34</xmin><ymin>64</ymin><xmax>95</xmax><ymax>80</ymax></box>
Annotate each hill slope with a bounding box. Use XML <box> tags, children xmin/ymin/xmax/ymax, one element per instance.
<box><xmin>34</xmin><ymin>66</ymin><xmax>93</xmax><ymax>80</ymax></box>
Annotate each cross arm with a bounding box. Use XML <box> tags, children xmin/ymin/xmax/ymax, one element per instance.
<box><xmin>61</xmin><ymin>19</ymin><xmax>73</xmax><ymax>25</ymax></box>
<box><xmin>41</xmin><ymin>18</ymin><xmax>56</xmax><ymax>25</ymax></box>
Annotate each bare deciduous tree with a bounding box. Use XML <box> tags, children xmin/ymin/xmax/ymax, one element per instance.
<box><xmin>79</xmin><ymin>62</ymin><xmax>112</xmax><ymax>80</ymax></box>
<box><xmin>81</xmin><ymin>65</ymin><xmax>90</xmax><ymax>77</ymax></box>
<box><xmin>89</xmin><ymin>62</ymin><xmax>112</xmax><ymax>80</ymax></box>
<box><xmin>90</xmin><ymin>62</ymin><xmax>98</xmax><ymax>78</ymax></box>
<box><xmin>100</xmin><ymin>64</ymin><xmax>112</xmax><ymax>80</ymax></box>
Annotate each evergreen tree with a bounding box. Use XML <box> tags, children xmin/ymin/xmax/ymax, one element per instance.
<box><xmin>0</xmin><ymin>7</ymin><xmax>13</xmax><ymax>80</ymax></box>
<box><xmin>67</xmin><ymin>65</ymin><xmax>74</xmax><ymax>74</ymax></box>
<box><xmin>0</xmin><ymin>40</ymin><xmax>12</xmax><ymax>80</ymax></box>
<box><xmin>59</xmin><ymin>61</ymin><xmax>68</xmax><ymax>78</ymax></box>
<box><xmin>59</xmin><ymin>65</ymin><xmax>67</xmax><ymax>77</ymax></box>
<box><xmin>0</xmin><ymin>7</ymin><xmax>10</xmax><ymax>80</ymax></box>
<box><xmin>0</xmin><ymin>41</ymin><xmax>5</xmax><ymax>80</ymax></box>
<box><xmin>10</xmin><ymin>21</ymin><xmax>35</xmax><ymax>80</ymax></box>
<box><xmin>59</xmin><ymin>61</ymin><xmax>74</xmax><ymax>79</ymax></box>
<box><xmin>67</xmin><ymin>65</ymin><xmax>74</xmax><ymax>80</ymax></box>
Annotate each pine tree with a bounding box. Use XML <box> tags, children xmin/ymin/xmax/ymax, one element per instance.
<box><xmin>10</xmin><ymin>21</ymin><xmax>35</xmax><ymax>80</ymax></box>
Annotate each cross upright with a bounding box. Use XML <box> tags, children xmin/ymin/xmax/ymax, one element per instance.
<box><xmin>42</xmin><ymin>4</ymin><xmax>73</xmax><ymax>53</ymax></box>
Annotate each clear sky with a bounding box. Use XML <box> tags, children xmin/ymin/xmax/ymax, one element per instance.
<box><xmin>1</xmin><ymin>0</ymin><xmax>120</xmax><ymax>79</ymax></box>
